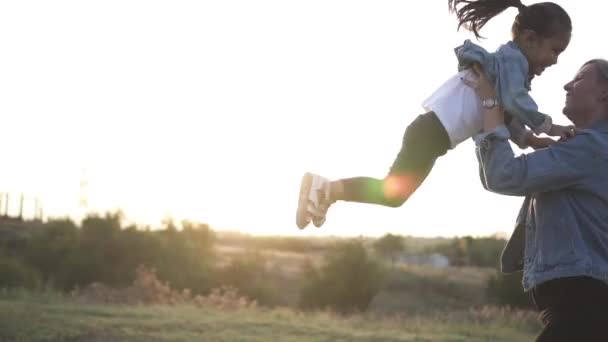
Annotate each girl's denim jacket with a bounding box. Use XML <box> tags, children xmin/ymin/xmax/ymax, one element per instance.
<box><xmin>456</xmin><ymin>40</ymin><xmax>553</xmax><ymax>148</ymax></box>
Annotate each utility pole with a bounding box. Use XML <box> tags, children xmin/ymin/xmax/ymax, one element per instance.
<box><xmin>79</xmin><ymin>167</ymin><xmax>89</xmax><ymax>223</ymax></box>
<box><xmin>34</xmin><ymin>198</ymin><xmax>43</xmax><ymax>221</ymax></box>
<box><xmin>18</xmin><ymin>194</ymin><xmax>24</xmax><ymax>220</ymax></box>
<box><xmin>4</xmin><ymin>193</ymin><xmax>9</xmax><ymax>218</ymax></box>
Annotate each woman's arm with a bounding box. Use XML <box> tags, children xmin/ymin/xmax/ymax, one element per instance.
<box><xmin>462</xmin><ymin>64</ymin><xmax>505</xmax><ymax>131</ymax></box>
<box><xmin>468</xmin><ymin>65</ymin><xmax>589</xmax><ymax>196</ymax></box>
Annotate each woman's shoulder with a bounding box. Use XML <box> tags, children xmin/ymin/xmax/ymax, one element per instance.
<box><xmin>551</xmin><ymin>128</ymin><xmax>608</xmax><ymax>160</ymax></box>
<box><xmin>577</xmin><ymin>125</ymin><xmax>608</xmax><ymax>148</ymax></box>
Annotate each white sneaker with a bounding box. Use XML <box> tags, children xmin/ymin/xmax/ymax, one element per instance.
<box><xmin>296</xmin><ymin>172</ymin><xmax>331</xmax><ymax>229</ymax></box>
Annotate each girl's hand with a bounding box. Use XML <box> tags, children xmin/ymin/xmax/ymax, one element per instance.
<box><xmin>548</xmin><ymin>124</ymin><xmax>577</xmax><ymax>140</ymax></box>
<box><xmin>526</xmin><ymin>134</ymin><xmax>556</xmax><ymax>150</ymax></box>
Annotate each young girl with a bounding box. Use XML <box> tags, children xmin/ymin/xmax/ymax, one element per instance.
<box><xmin>296</xmin><ymin>0</ymin><xmax>573</xmax><ymax>229</ymax></box>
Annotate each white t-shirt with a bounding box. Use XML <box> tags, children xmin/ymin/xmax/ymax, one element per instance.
<box><xmin>422</xmin><ymin>70</ymin><xmax>483</xmax><ymax>149</ymax></box>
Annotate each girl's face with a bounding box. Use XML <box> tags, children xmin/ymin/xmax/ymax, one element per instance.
<box><xmin>522</xmin><ymin>31</ymin><xmax>571</xmax><ymax>77</ymax></box>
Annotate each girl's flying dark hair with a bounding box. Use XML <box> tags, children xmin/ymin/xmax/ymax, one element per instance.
<box><xmin>448</xmin><ymin>0</ymin><xmax>571</xmax><ymax>39</ymax></box>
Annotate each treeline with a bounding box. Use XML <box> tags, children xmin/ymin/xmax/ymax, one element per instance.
<box><xmin>0</xmin><ymin>215</ymin><xmax>531</xmax><ymax>312</ymax></box>
<box><xmin>0</xmin><ymin>214</ymin><xmax>215</xmax><ymax>294</ymax></box>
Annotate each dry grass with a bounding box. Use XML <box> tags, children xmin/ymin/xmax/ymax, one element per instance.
<box><xmin>0</xmin><ymin>290</ymin><xmax>540</xmax><ymax>342</ymax></box>
<box><xmin>72</xmin><ymin>265</ymin><xmax>257</xmax><ymax>310</ymax></box>
<box><xmin>1</xmin><ymin>236</ymin><xmax>536</xmax><ymax>341</ymax></box>
<box><xmin>0</xmin><ymin>260</ymin><xmax>540</xmax><ymax>341</ymax></box>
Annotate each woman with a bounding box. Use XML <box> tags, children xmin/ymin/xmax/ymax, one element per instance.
<box><xmin>469</xmin><ymin>59</ymin><xmax>608</xmax><ymax>341</ymax></box>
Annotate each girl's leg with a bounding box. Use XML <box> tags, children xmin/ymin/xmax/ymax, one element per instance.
<box><xmin>296</xmin><ymin>111</ymin><xmax>450</xmax><ymax>229</ymax></box>
<box><xmin>330</xmin><ymin>111</ymin><xmax>451</xmax><ymax>207</ymax></box>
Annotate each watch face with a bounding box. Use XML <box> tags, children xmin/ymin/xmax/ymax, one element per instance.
<box><xmin>482</xmin><ymin>99</ymin><xmax>496</xmax><ymax>108</ymax></box>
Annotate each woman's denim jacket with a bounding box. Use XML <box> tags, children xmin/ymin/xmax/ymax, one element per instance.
<box><xmin>474</xmin><ymin>121</ymin><xmax>608</xmax><ymax>291</ymax></box>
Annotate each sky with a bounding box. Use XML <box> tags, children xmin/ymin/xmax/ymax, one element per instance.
<box><xmin>0</xmin><ymin>1</ymin><xmax>605</xmax><ymax>238</ymax></box>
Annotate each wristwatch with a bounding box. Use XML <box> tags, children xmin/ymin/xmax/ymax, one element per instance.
<box><xmin>482</xmin><ymin>98</ymin><xmax>499</xmax><ymax>109</ymax></box>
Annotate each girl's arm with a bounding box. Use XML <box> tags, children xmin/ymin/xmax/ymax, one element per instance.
<box><xmin>509</xmin><ymin>117</ymin><xmax>557</xmax><ymax>150</ymax></box>
<box><xmin>497</xmin><ymin>56</ymin><xmax>553</xmax><ymax>135</ymax></box>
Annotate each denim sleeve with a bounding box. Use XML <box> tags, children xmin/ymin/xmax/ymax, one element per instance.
<box><xmin>498</xmin><ymin>57</ymin><xmax>552</xmax><ymax>134</ymax></box>
<box><xmin>475</xmin><ymin>127</ymin><xmax>593</xmax><ymax>196</ymax></box>
<box><xmin>455</xmin><ymin>40</ymin><xmax>495</xmax><ymax>73</ymax></box>
<box><xmin>506</xmin><ymin>117</ymin><xmax>531</xmax><ymax>149</ymax></box>
<box><xmin>473</xmin><ymin>125</ymin><xmax>510</xmax><ymax>191</ymax></box>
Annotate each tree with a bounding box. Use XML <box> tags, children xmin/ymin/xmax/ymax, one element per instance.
<box><xmin>373</xmin><ymin>233</ymin><xmax>404</xmax><ymax>269</ymax></box>
<box><xmin>299</xmin><ymin>240</ymin><xmax>385</xmax><ymax>313</ymax></box>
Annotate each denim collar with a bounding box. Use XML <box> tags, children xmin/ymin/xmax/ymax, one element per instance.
<box><xmin>586</xmin><ymin>119</ymin><xmax>608</xmax><ymax>133</ymax></box>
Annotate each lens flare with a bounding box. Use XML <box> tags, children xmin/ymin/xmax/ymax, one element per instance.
<box><xmin>382</xmin><ymin>173</ymin><xmax>419</xmax><ymax>202</ymax></box>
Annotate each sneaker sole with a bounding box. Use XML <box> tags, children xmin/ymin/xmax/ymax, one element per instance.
<box><xmin>312</xmin><ymin>215</ymin><xmax>325</xmax><ymax>228</ymax></box>
<box><xmin>296</xmin><ymin>173</ymin><xmax>313</xmax><ymax>229</ymax></box>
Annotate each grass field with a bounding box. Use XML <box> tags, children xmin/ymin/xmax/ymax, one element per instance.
<box><xmin>0</xmin><ymin>292</ymin><xmax>539</xmax><ymax>342</ymax></box>
<box><xmin>0</xmin><ymin>228</ymin><xmax>537</xmax><ymax>341</ymax></box>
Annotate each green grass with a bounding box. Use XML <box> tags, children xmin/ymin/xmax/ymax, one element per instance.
<box><xmin>0</xmin><ymin>292</ymin><xmax>539</xmax><ymax>342</ymax></box>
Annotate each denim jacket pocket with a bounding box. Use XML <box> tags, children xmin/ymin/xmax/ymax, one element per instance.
<box><xmin>536</xmin><ymin>221</ymin><xmax>578</xmax><ymax>270</ymax></box>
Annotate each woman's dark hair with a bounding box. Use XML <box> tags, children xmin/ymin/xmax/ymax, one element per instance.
<box><xmin>448</xmin><ymin>0</ymin><xmax>572</xmax><ymax>40</ymax></box>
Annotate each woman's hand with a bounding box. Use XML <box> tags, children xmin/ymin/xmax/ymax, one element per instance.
<box><xmin>462</xmin><ymin>63</ymin><xmax>505</xmax><ymax>132</ymax></box>
<box><xmin>469</xmin><ymin>63</ymin><xmax>496</xmax><ymax>99</ymax></box>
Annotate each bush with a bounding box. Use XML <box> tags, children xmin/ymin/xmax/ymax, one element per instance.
<box><xmin>0</xmin><ymin>257</ymin><xmax>41</xmax><ymax>290</ymax></box>
<box><xmin>373</xmin><ymin>233</ymin><xmax>404</xmax><ymax>269</ymax></box>
<box><xmin>299</xmin><ymin>240</ymin><xmax>385</xmax><ymax>313</ymax></box>
<box><xmin>486</xmin><ymin>271</ymin><xmax>534</xmax><ymax>309</ymax></box>
<box><xmin>219</xmin><ymin>252</ymin><xmax>283</xmax><ymax>306</ymax></box>
<box><xmin>23</xmin><ymin>219</ymin><xmax>79</xmax><ymax>290</ymax></box>
<box><xmin>150</xmin><ymin>224</ymin><xmax>216</xmax><ymax>295</ymax></box>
